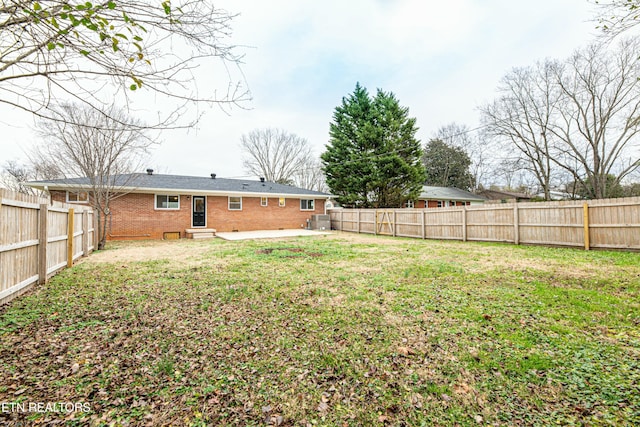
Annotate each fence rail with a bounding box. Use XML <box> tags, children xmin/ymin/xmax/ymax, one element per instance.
<box><xmin>329</xmin><ymin>196</ymin><xmax>640</xmax><ymax>251</ymax></box>
<box><xmin>0</xmin><ymin>189</ymin><xmax>96</xmax><ymax>304</ymax></box>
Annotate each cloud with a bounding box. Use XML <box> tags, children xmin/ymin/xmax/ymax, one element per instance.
<box><xmin>1</xmin><ymin>0</ymin><xmax>600</xmax><ymax>180</ymax></box>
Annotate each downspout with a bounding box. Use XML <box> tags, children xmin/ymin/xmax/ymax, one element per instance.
<box><xmin>324</xmin><ymin>197</ymin><xmax>332</xmax><ymax>215</ymax></box>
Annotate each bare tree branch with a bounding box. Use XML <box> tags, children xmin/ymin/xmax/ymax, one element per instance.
<box><xmin>1</xmin><ymin>158</ymin><xmax>62</xmax><ymax>194</ymax></box>
<box><xmin>480</xmin><ymin>60</ymin><xmax>561</xmax><ymax>200</ymax></box>
<box><xmin>291</xmin><ymin>157</ymin><xmax>327</xmax><ymax>192</ymax></box>
<box><xmin>549</xmin><ymin>40</ymin><xmax>640</xmax><ymax>198</ymax></box>
<box><xmin>240</xmin><ymin>128</ymin><xmax>313</xmax><ymax>184</ymax></box>
<box><xmin>0</xmin><ymin>0</ymin><xmax>251</xmax><ymax>130</ymax></box>
<box><xmin>31</xmin><ymin>102</ymin><xmax>156</xmax><ymax>248</ymax></box>
<box><xmin>481</xmin><ymin>39</ymin><xmax>640</xmax><ymax>199</ymax></box>
<box><xmin>593</xmin><ymin>0</ymin><xmax>640</xmax><ymax>38</ymax></box>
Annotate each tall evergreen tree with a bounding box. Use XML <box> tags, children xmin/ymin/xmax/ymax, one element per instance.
<box><xmin>422</xmin><ymin>139</ymin><xmax>475</xmax><ymax>190</ymax></box>
<box><xmin>321</xmin><ymin>83</ymin><xmax>425</xmax><ymax>208</ymax></box>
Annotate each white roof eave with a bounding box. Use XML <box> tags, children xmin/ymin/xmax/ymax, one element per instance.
<box><xmin>26</xmin><ymin>182</ymin><xmax>333</xmax><ymax>199</ymax></box>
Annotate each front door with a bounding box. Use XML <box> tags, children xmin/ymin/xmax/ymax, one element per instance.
<box><xmin>192</xmin><ymin>196</ymin><xmax>206</xmax><ymax>227</ymax></box>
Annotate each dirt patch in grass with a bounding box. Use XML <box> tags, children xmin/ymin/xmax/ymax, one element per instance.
<box><xmin>256</xmin><ymin>247</ymin><xmax>324</xmax><ymax>257</ymax></box>
<box><xmin>80</xmin><ymin>239</ymin><xmax>215</xmax><ymax>265</ymax></box>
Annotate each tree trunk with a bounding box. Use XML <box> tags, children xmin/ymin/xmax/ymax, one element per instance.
<box><xmin>98</xmin><ymin>211</ymin><xmax>108</xmax><ymax>250</ymax></box>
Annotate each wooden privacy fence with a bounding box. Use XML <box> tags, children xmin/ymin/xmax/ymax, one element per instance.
<box><xmin>0</xmin><ymin>189</ymin><xmax>96</xmax><ymax>304</ymax></box>
<box><xmin>329</xmin><ymin>196</ymin><xmax>640</xmax><ymax>251</ymax></box>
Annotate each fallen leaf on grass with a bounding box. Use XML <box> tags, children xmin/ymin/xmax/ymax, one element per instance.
<box><xmin>397</xmin><ymin>346</ymin><xmax>414</xmax><ymax>356</ymax></box>
<box><xmin>469</xmin><ymin>348</ymin><xmax>480</xmax><ymax>361</ymax></box>
<box><xmin>454</xmin><ymin>382</ymin><xmax>472</xmax><ymax>395</ymax></box>
<box><xmin>267</xmin><ymin>415</ymin><xmax>284</xmax><ymax>426</ymax></box>
<box><xmin>317</xmin><ymin>401</ymin><xmax>329</xmax><ymax>413</ymax></box>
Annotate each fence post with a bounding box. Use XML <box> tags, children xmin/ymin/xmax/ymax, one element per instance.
<box><xmin>462</xmin><ymin>207</ymin><xmax>467</xmax><ymax>242</ymax></box>
<box><xmin>67</xmin><ymin>208</ymin><xmax>74</xmax><ymax>267</ymax></box>
<box><xmin>340</xmin><ymin>209</ymin><xmax>344</xmax><ymax>231</ymax></box>
<box><xmin>392</xmin><ymin>210</ymin><xmax>397</xmax><ymax>237</ymax></box>
<box><xmin>82</xmin><ymin>210</ymin><xmax>89</xmax><ymax>256</ymax></box>
<box><xmin>513</xmin><ymin>205</ymin><xmax>520</xmax><ymax>245</ymax></box>
<box><xmin>38</xmin><ymin>204</ymin><xmax>48</xmax><ymax>285</ymax></box>
<box><xmin>583</xmin><ymin>203</ymin><xmax>590</xmax><ymax>251</ymax></box>
<box><xmin>357</xmin><ymin>210</ymin><xmax>360</xmax><ymax>234</ymax></box>
<box><xmin>421</xmin><ymin>210</ymin><xmax>426</xmax><ymax>239</ymax></box>
<box><xmin>374</xmin><ymin>210</ymin><xmax>378</xmax><ymax>235</ymax></box>
<box><xmin>94</xmin><ymin>211</ymin><xmax>99</xmax><ymax>250</ymax></box>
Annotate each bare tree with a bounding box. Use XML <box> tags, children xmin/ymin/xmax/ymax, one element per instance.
<box><xmin>240</xmin><ymin>128</ymin><xmax>312</xmax><ymax>184</ymax></box>
<box><xmin>1</xmin><ymin>160</ymin><xmax>37</xmax><ymax>194</ymax></box>
<box><xmin>549</xmin><ymin>40</ymin><xmax>640</xmax><ymax>199</ymax></box>
<box><xmin>32</xmin><ymin>103</ymin><xmax>155</xmax><ymax>249</ymax></box>
<box><xmin>291</xmin><ymin>157</ymin><xmax>327</xmax><ymax>192</ymax></box>
<box><xmin>480</xmin><ymin>60</ymin><xmax>563</xmax><ymax>200</ymax></box>
<box><xmin>0</xmin><ymin>0</ymin><xmax>249</xmax><ymax>130</ymax></box>
<box><xmin>482</xmin><ymin>40</ymin><xmax>640</xmax><ymax>199</ymax></box>
<box><xmin>490</xmin><ymin>157</ymin><xmax>527</xmax><ymax>191</ymax></box>
<box><xmin>1</xmin><ymin>159</ymin><xmax>61</xmax><ymax>194</ymax></box>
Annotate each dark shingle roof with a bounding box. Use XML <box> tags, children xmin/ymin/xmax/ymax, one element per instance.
<box><xmin>28</xmin><ymin>173</ymin><xmax>332</xmax><ymax>197</ymax></box>
<box><xmin>419</xmin><ymin>186</ymin><xmax>486</xmax><ymax>202</ymax></box>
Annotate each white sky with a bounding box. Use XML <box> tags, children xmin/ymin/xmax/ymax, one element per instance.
<box><xmin>0</xmin><ymin>0</ymin><xmax>599</xmax><ymax>180</ymax></box>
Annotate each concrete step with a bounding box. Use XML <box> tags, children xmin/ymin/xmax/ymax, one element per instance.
<box><xmin>192</xmin><ymin>233</ymin><xmax>215</xmax><ymax>239</ymax></box>
<box><xmin>185</xmin><ymin>228</ymin><xmax>217</xmax><ymax>239</ymax></box>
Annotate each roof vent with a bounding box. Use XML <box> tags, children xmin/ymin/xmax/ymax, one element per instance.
<box><xmin>260</xmin><ymin>177</ymin><xmax>265</xmax><ymax>183</ymax></box>
<box><xmin>211</xmin><ymin>173</ymin><xmax>216</xmax><ymax>179</ymax></box>
<box><xmin>146</xmin><ymin>169</ymin><xmax>154</xmax><ymax>175</ymax></box>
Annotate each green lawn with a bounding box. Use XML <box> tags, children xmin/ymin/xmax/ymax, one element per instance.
<box><xmin>1</xmin><ymin>233</ymin><xmax>639</xmax><ymax>426</ymax></box>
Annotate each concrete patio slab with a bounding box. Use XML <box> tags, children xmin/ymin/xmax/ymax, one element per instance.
<box><xmin>216</xmin><ymin>229</ymin><xmax>333</xmax><ymax>241</ymax></box>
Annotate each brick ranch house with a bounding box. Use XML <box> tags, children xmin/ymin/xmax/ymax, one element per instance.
<box><xmin>405</xmin><ymin>185</ymin><xmax>487</xmax><ymax>208</ymax></box>
<box><xmin>28</xmin><ymin>172</ymin><xmax>332</xmax><ymax>240</ymax></box>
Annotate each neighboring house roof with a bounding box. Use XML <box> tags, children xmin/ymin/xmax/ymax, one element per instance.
<box><xmin>418</xmin><ymin>186</ymin><xmax>487</xmax><ymax>202</ymax></box>
<box><xmin>27</xmin><ymin>173</ymin><xmax>332</xmax><ymax>199</ymax></box>
<box><xmin>534</xmin><ymin>191</ymin><xmax>577</xmax><ymax>201</ymax></box>
<box><xmin>477</xmin><ymin>189</ymin><xmax>532</xmax><ymax>201</ymax></box>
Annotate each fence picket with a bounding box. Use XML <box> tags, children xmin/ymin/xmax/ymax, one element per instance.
<box><xmin>0</xmin><ymin>189</ymin><xmax>96</xmax><ymax>304</ymax></box>
<box><xmin>328</xmin><ymin>196</ymin><xmax>640</xmax><ymax>251</ymax></box>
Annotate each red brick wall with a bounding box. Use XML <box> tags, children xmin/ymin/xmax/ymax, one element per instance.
<box><xmin>51</xmin><ymin>191</ymin><xmax>87</xmax><ymax>205</ymax></box>
<box><xmin>417</xmin><ymin>200</ymin><xmax>471</xmax><ymax>208</ymax></box>
<box><xmin>51</xmin><ymin>191</ymin><xmax>325</xmax><ymax>240</ymax></box>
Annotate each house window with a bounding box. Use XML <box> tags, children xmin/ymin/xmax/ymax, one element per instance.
<box><xmin>229</xmin><ymin>196</ymin><xmax>242</xmax><ymax>210</ymax></box>
<box><xmin>405</xmin><ymin>200</ymin><xmax>415</xmax><ymax>209</ymax></box>
<box><xmin>279</xmin><ymin>197</ymin><xmax>286</xmax><ymax>207</ymax></box>
<box><xmin>437</xmin><ymin>200</ymin><xmax>444</xmax><ymax>208</ymax></box>
<box><xmin>260</xmin><ymin>197</ymin><xmax>268</xmax><ymax>207</ymax></box>
<box><xmin>155</xmin><ymin>194</ymin><xmax>179</xmax><ymax>209</ymax></box>
<box><xmin>300</xmin><ymin>199</ymin><xmax>315</xmax><ymax>211</ymax></box>
<box><xmin>66</xmin><ymin>191</ymin><xmax>89</xmax><ymax>203</ymax></box>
